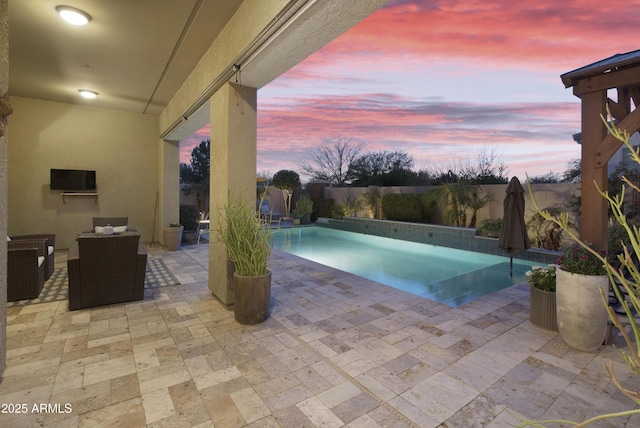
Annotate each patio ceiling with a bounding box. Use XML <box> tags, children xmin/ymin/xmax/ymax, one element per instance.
<box><xmin>9</xmin><ymin>0</ymin><xmax>389</xmax><ymax>141</ymax></box>
<box><xmin>8</xmin><ymin>0</ymin><xmax>244</xmax><ymax>115</ymax></box>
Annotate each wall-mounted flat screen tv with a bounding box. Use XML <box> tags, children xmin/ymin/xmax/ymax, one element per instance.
<box><xmin>50</xmin><ymin>169</ymin><xmax>97</xmax><ymax>191</ymax></box>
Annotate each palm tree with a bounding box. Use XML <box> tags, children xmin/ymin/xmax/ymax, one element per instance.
<box><xmin>357</xmin><ymin>188</ymin><xmax>382</xmax><ymax>219</ymax></box>
<box><xmin>426</xmin><ymin>181</ymin><xmax>488</xmax><ymax>228</ymax></box>
<box><xmin>467</xmin><ymin>185</ymin><xmax>491</xmax><ymax>228</ymax></box>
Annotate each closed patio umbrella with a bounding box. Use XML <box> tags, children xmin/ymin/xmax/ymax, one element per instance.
<box><xmin>499</xmin><ymin>177</ymin><xmax>531</xmax><ymax>276</ymax></box>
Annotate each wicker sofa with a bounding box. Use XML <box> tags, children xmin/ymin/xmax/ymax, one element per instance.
<box><xmin>7</xmin><ymin>238</ymin><xmax>47</xmax><ymax>301</ymax></box>
<box><xmin>9</xmin><ymin>233</ymin><xmax>55</xmax><ymax>280</ymax></box>
<box><xmin>68</xmin><ymin>232</ymin><xmax>147</xmax><ymax>310</ymax></box>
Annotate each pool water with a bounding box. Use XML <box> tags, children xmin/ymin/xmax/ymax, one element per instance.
<box><xmin>270</xmin><ymin>227</ymin><xmax>533</xmax><ymax>307</ymax></box>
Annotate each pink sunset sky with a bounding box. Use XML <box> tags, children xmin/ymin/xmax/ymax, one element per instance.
<box><xmin>180</xmin><ymin>0</ymin><xmax>640</xmax><ymax>182</ymax></box>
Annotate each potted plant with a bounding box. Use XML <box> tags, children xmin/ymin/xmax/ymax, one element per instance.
<box><xmin>296</xmin><ymin>194</ymin><xmax>313</xmax><ymax>224</ymax></box>
<box><xmin>164</xmin><ymin>223</ymin><xmax>184</xmax><ymax>251</ymax></box>
<box><xmin>291</xmin><ymin>210</ymin><xmax>301</xmax><ymax>226</ymax></box>
<box><xmin>555</xmin><ymin>242</ymin><xmax>608</xmax><ymax>351</ymax></box>
<box><xmin>217</xmin><ymin>194</ymin><xmax>273</xmax><ymax>324</ymax></box>
<box><xmin>526</xmin><ymin>264</ymin><xmax>558</xmax><ymax>332</ymax></box>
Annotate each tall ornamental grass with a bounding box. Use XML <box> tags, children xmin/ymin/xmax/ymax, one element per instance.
<box><xmin>217</xmin><ymin>193</ymin><xmax>272</xmax><ymax>277</ymax></box>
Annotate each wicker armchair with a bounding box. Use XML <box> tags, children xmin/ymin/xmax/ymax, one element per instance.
<box><xmin>92</xmin><ymin>217</ymin><xmax>128</xmax><ymax>228</ymax></box>
<box><xmin>91</xmin><ymin>217</ymin><xmax>137</xmax><ymax>233</ymax></box>
<box><xmin>10</xmin><ymin>234</ymin><xmax>55</xmax><ymax>280</ymax></box>
<box><xmin>8</xmin><ymin>238</ymin><xmax>47</xmax><ymax>301</ymax></box>
<box><xmin>68</xmin><ymin>233</ymin><xmax>147</xmax><ymax>310</ymax></box>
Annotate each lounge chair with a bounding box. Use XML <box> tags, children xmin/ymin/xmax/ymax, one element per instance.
<box><xmin>197</xmin><ymin>217</ymin><xmax>210</xmax><ymax>244</ymax></box>
<box><xmin>257</xmin><ymin>199</ymin><xmax>282</xmax><ymax>222</ymax></box>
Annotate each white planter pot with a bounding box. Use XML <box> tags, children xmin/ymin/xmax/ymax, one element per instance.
<box><xmin>556</xmin><ymin>268</ymin><xmax>609</xmax><ymax>352</ymax></box>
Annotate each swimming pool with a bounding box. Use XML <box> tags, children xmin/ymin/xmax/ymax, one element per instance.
<box><xmin>270</xmin><ymin>227</ymin><xmax>533</xmax><ymax>307</ymax></box>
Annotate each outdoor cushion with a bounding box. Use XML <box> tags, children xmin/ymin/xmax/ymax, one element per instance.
<box><xmin>95</xmin><ymin>225</ymin><xmax>127</xmax><ymax>234</ymax></box>
<box><xmin>38</xmin><ymin>256</ymin><xmax>45</xmax><ymax>267</ymax></box>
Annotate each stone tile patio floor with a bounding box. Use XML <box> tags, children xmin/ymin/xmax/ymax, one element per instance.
<box><xmin>1</xmin><ymin>242</ymin><xmax>639</xmax><ymax>427</ymax></box>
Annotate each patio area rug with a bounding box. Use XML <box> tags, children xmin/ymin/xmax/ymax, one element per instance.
<box><xmin>7</xmin><ymin>259</ymin><xmax>180</xmax><ymax>307</ymax></box>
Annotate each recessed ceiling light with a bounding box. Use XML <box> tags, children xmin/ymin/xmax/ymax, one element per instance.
<box><xmin>56</xmin><ymin>5</ymin><xmax>91</xmax><ymax>26</ymax></box>
<box><xmin>79</xmin><ymin>90</ymin><xmax>98</xmax><ymax>99</ymax></box>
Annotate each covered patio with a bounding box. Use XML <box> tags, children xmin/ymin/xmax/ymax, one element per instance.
<box><xmin>1</xmin><ymin>243</ymin><xmax>638</xmax><ymax>427</ymax></box>
<box><xmin>2</xmin><ymin>2</ymin><xmax>640</xmax><ymax>426</ymax></box>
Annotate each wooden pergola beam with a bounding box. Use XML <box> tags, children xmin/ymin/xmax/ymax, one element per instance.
<box><xmin>606</xmin><ymin>97</ymin><xmax>628</xmax><ymax>122</ymax></box>
<box><xmin>562</xmin><ymin>51</ymin><xmax>640</xmax><ymax>250</ymax></box>
<box><xmin>575</xmin><ymin>67</ymin><xmax>640</xmax><ymax>96</ymax></box>
<box><xmin>631</xmin><ymin>86</ymin><xmax>640</xmax><ymax>108</ymax></box>
<box><xmin>595</xmin><ymin>108</ymin><xmax>640</xmax><ymax>168</ymax></box>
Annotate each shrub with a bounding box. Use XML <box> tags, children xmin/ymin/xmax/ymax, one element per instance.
<box><xmin>314</xmin><ymin>198</ymin><xmax>335</xmax><ymax>219</ymax></box>
<box><xmin>381</xmin><ymin>193</ymin><xmax>429</xmax><ymax>222</ymax></box>
<box><xmin>526</xmin><ymin>264</ymin><xmax>556</xmax><ymax>292</ymax></box>
<box><xmin>556</xmin><ymin>242</ymin><xmax>607</xmax><ymax>276</ymax></box>
<box><xmin>479</xmin><ymin>218</ymin><xmax>502</xmax><ymax>237</ymax></box>
<box><xmin>608</xmin><ymin>222</ymin><xmax>628</xmax><ymax>259</ymax></box>
<box><xmin>179</xmin><ymin>205</ymin><xmax>200</xmax><ymax>231</ymax></box>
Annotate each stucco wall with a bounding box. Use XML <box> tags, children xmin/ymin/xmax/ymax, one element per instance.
<box><xmin>8</xmin><ymin>97</ymin><xmax>160</xmax><ymax>248</ymax></box>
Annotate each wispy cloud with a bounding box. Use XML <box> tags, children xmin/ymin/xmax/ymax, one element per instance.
<box><xmin>181</xmin><ymin>0</ymin><xmax>636</xmax><ymax>180</ymax></box>
<box><xmin>313</xmin><ymin>0</ymin><xmax>638</xmax><ymax>72</ymax></box>
<box><xmin>256</xmin><ymin>93</ymin><xmax>581</xmax><ymax>178</ymax></box>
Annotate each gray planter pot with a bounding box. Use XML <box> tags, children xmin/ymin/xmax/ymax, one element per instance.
<box><xmin>556</xmin><ymin>268</ymin><xmax>609</xmax><ymax>352</ymax></box>
<box><xmin>301</xmin><ymin>213</ymin><xmax>311</xmax><ymax>225</ymax></box>
<box><xmin>233</xmin><ymin>271</ymin><xmax>271</xmax><ymax>325</ymax></box>
<box><xmin>163</xmin><ymin>226</ymin><xmax>184</xmax><ymax>251</ymax></box>
<box><xmin>529</xmin><ymin>286</ymin><xmax>558</xmax><ymax>332</ymax></box>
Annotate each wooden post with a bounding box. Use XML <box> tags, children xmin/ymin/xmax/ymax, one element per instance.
<box><xmin>580</xmin><ymin>90</ymin><xmax>608</xmax><ymax>250</ymax></box>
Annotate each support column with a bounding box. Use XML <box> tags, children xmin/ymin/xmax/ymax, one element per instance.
<box><xmin>159</xmin><ymin>139</ymin><xmax>180</xmax><ymax>245</ymax></box>
<box><xmin>580</xmin><ymin>90</ymin><xmax>608</xmax><ymax>249</ymax></box>
<box><xmin>0</xmin><ymin>0</ymin><xmax>8</xmax><ymax>379</ymax></box>
<box><xmin>209</xmin><ymin>83</ymin><xmax>257</xmax><ymax>304</ymax></box>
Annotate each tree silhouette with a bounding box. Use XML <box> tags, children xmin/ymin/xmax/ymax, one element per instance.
<box><xmin>300</xmin><ymin>137</ymin><xmax>364</xmax><ymax>186</ymax></box>
<box><xmin>350</xmin><ymin>150</ymin><xmax>415</xmax><ymax>186</ymax></box>
<box><xmin>180</xmin><ymin>140</ymin><xmax>210</xmax><ymax>217</ymax></box>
